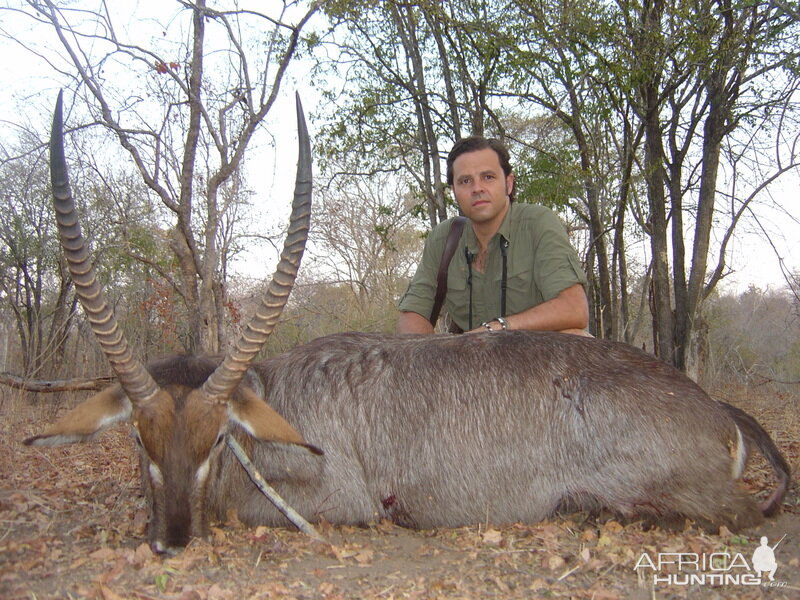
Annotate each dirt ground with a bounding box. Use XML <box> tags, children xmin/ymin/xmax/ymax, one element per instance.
<box><xmin>1</xmin><ymin>383</ymin><xmax>798</xmax><ymax>600</ymax></box>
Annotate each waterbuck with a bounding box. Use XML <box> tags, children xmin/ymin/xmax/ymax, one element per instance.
<box><xmin>26</xmin><ymin>94</ymin><xmax>789</xmax><ymax>554</ymax></box>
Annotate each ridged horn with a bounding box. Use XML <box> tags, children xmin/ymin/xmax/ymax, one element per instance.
<box><xmin>201</xmin><ymin>93</ymin><xmax>312</xmax><ymax>402</ymax></box>
<box><xmin>49</xmin><ymin>90</ymin><xmax>160</xmax><ymax>405</ymax></box>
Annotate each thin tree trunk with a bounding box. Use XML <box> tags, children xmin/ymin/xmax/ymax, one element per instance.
<box><xmin>639</xmin><ymin>0</ymin><xmax>675</xmax><ymax>363</ymax></box>
<box><xmin>175</xmin><ymin>0</ymin><xmax>207</xmax><ymax>353</ymax></box>
<box><xmin>392</xmin><ymin>5</ymin><xmax>446</xmax><ymax>224</ymax></box>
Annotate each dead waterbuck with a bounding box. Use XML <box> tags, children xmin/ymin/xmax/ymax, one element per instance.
<box><xmin>26</xmin><ymin>94</ymin><xmax>789</xmax><ymax>555</ymax></box>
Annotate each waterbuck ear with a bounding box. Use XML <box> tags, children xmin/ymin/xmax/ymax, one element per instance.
<box><xmin>229</xmin><ymin>388</ymin><xmax>323</xmax><ymax>455</ymax></box>
<box><xmin>23</xmin><ymin>385</ymin><xmax>132</xmax><ymax>447</ymax></box>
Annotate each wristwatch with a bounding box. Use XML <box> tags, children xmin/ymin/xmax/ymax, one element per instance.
<box><xmin>481</xmin><ymin>317</ymin><xmax>510</xmax><ymax>332</ymax></box>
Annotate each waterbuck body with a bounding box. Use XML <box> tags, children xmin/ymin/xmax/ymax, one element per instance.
<box><xmin>185</xmin><ymin>331</ymin><xmax>786</xmax><ymax>532</ymax></box>
<box><xmin>24</xmin><ymin>93</ymin><xmax>789</xmax><ymax>553</ymax></box>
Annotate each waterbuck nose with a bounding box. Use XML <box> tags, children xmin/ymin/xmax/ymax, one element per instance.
<box><xmin>151</xmin><ymin>521</ymin><xmax>192</xmax><ymax>556</ymax></box>
<box><xmin>151</xmin><ymin>539</ymin><xmax>181</xmax><ymax>556</ymax></box>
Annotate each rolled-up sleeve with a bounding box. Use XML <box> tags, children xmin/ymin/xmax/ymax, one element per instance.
<box><xmin>530</xmin><ymin>209</ymin><xmax>588</xmax><ymax>302</ymax></box>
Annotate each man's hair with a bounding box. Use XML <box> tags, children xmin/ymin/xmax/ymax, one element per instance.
<box><xmin>446</xmin><ymin>136</ymin><xmax>515</xmax><ymax>201</ymax></box>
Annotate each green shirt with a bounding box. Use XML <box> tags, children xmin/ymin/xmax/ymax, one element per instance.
<box><xmin>398</xmin><ymin>202</ymin><xmax>588</xmax><ymax>330</ymax></box>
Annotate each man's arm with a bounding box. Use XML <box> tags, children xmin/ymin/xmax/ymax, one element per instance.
<box><xmin>396</xmin><ymin>222</ymin><xmax>451</xmax><ymax>334</ymax></box>
<box><xmin>397</xmin><ymin>310</ymin><xmax>435</xmax><ymax>334</ymax></box>
<box><xmin>469</xmin><ymin>283</ymin><xmax>589</xmax><ymax>335</ymax></box>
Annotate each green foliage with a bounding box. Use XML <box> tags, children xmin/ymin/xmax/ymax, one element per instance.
<box><xmin>513</xmin><ymin>126</ymin><xmax>584</xmax><ymax>211</ymax></box>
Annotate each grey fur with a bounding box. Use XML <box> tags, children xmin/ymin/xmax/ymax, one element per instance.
<box><xmin>202</xmin><ymin>330</ymin><xmax>789</xmax><ymax>532</ymax></box>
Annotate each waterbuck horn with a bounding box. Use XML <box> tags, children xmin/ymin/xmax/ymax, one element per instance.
<box><xmin>201</xmin><ymin>93</ymin><xmax>312</xmax><ymax>402</ymax></box>
<box><xmin>49</xmin><ymin>90</ymin><xmax>160</xmax><ymax>404</ymax></box>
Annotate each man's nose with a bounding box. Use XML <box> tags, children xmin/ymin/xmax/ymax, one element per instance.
<box><xmin>470</xmin><ymin>179</ymin><xmax>485</xmax><ymax>195</ymax></box>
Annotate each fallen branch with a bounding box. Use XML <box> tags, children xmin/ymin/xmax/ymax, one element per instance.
<box><xmin>0</xmin><ymin>372</ymin><xmax>115</xmax><ymax>393</ymax></box>
<box><xmin>225</xmin><ymin>434</ymin><xmax>326</xmax><ymax>543</ymax></box>
<box><xmin>753</xmin><ymin>373</ymin><xmax>800</xmax><ymax>386</ymax></box>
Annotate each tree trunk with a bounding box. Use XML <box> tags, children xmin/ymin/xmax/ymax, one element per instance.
<box><xmin>175</xmin><ymin>0</ymin><xmax>207</xmax><ymax>353</ymax></box>
<box><xmin>392</xmin><ymin>5</ymin><xmax>447</xmax><ymax>225</ymax></box>
<box><xmin>643</xmin><ymin>101</ymin><xmax>674</xmax><ymax>362</ymax></box>
<box><xmin>638</xmin><ymin>0</ymin><xmax>675</xmax><ymax>363</ymax></box>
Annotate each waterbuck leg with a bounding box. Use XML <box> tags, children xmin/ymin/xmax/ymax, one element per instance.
<box><xmin>225</xmin><ymin>435</ymin><xmax>325</xmax><ymax>542</ymax></box>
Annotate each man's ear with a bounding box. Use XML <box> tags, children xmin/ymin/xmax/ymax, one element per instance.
<box><xmin>23</xmin><ymin>385</ymin><xmax>131</xmax><ymax>446</ymax></box>
<box><xmin>506</xmin><ymin>173</ymin><xmax>515</xmax><ymax>197</ymax></box>
<box><xmin>228</xmin><ymin>388</ymin><xmax>323</xmax><ymax>455</ymax></box>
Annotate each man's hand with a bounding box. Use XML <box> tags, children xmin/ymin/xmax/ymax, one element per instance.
<box><xmin>397</xmin><ymin>283</ymin><xmax>591</xmax><ymax>336</ymax></box>
<box><xmin>466</xmin><ymin>284</ymin><xmax>590</xmax><ymax>335</ymax></box>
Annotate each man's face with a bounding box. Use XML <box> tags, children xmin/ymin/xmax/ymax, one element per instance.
<box><xmin>451</xmin><ymin>148</ymin><xmax>514</xmax><ymax>229</ymax></box>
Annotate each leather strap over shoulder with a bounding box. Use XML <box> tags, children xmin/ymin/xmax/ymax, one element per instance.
<box><xmin>430</xmin><ymin>216</ymin><xmax>467</xmax><ymax>326</ymax></box>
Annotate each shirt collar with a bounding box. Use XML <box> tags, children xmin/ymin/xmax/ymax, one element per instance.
<box><xmin>463</xmin><ymin>201</ymin><xmax>515</xmax><ymax>252</ymax></box>
<box><xmin>497</xmin><ymin>202</ymin><xmax>516</xmax><ymax>242</ymax></box>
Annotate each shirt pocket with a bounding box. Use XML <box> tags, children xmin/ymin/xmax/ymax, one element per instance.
<box><xmin>498</xmin><ymin>264</ymin><xmax>543</xmax><ymax>313</ymax></box>
<box><xmin>444</xmin><ymin>264</ymin><xmax>470</xmax><ymax>325</ymax></box>
<box><xmin>446</xmin><ymin>265</ymin><xmax>469</xmax><ymax>302</ymax></box>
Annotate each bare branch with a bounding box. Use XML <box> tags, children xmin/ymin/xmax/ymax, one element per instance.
<box><xmin>0</xmin><ymin>372</ymin><xmax>114</xmax><ymax>393</ymax></box>
<box><xmin>225</xmin><ymin>434</ymin><xmax>325</xmax><ymax>542</ymax></box>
